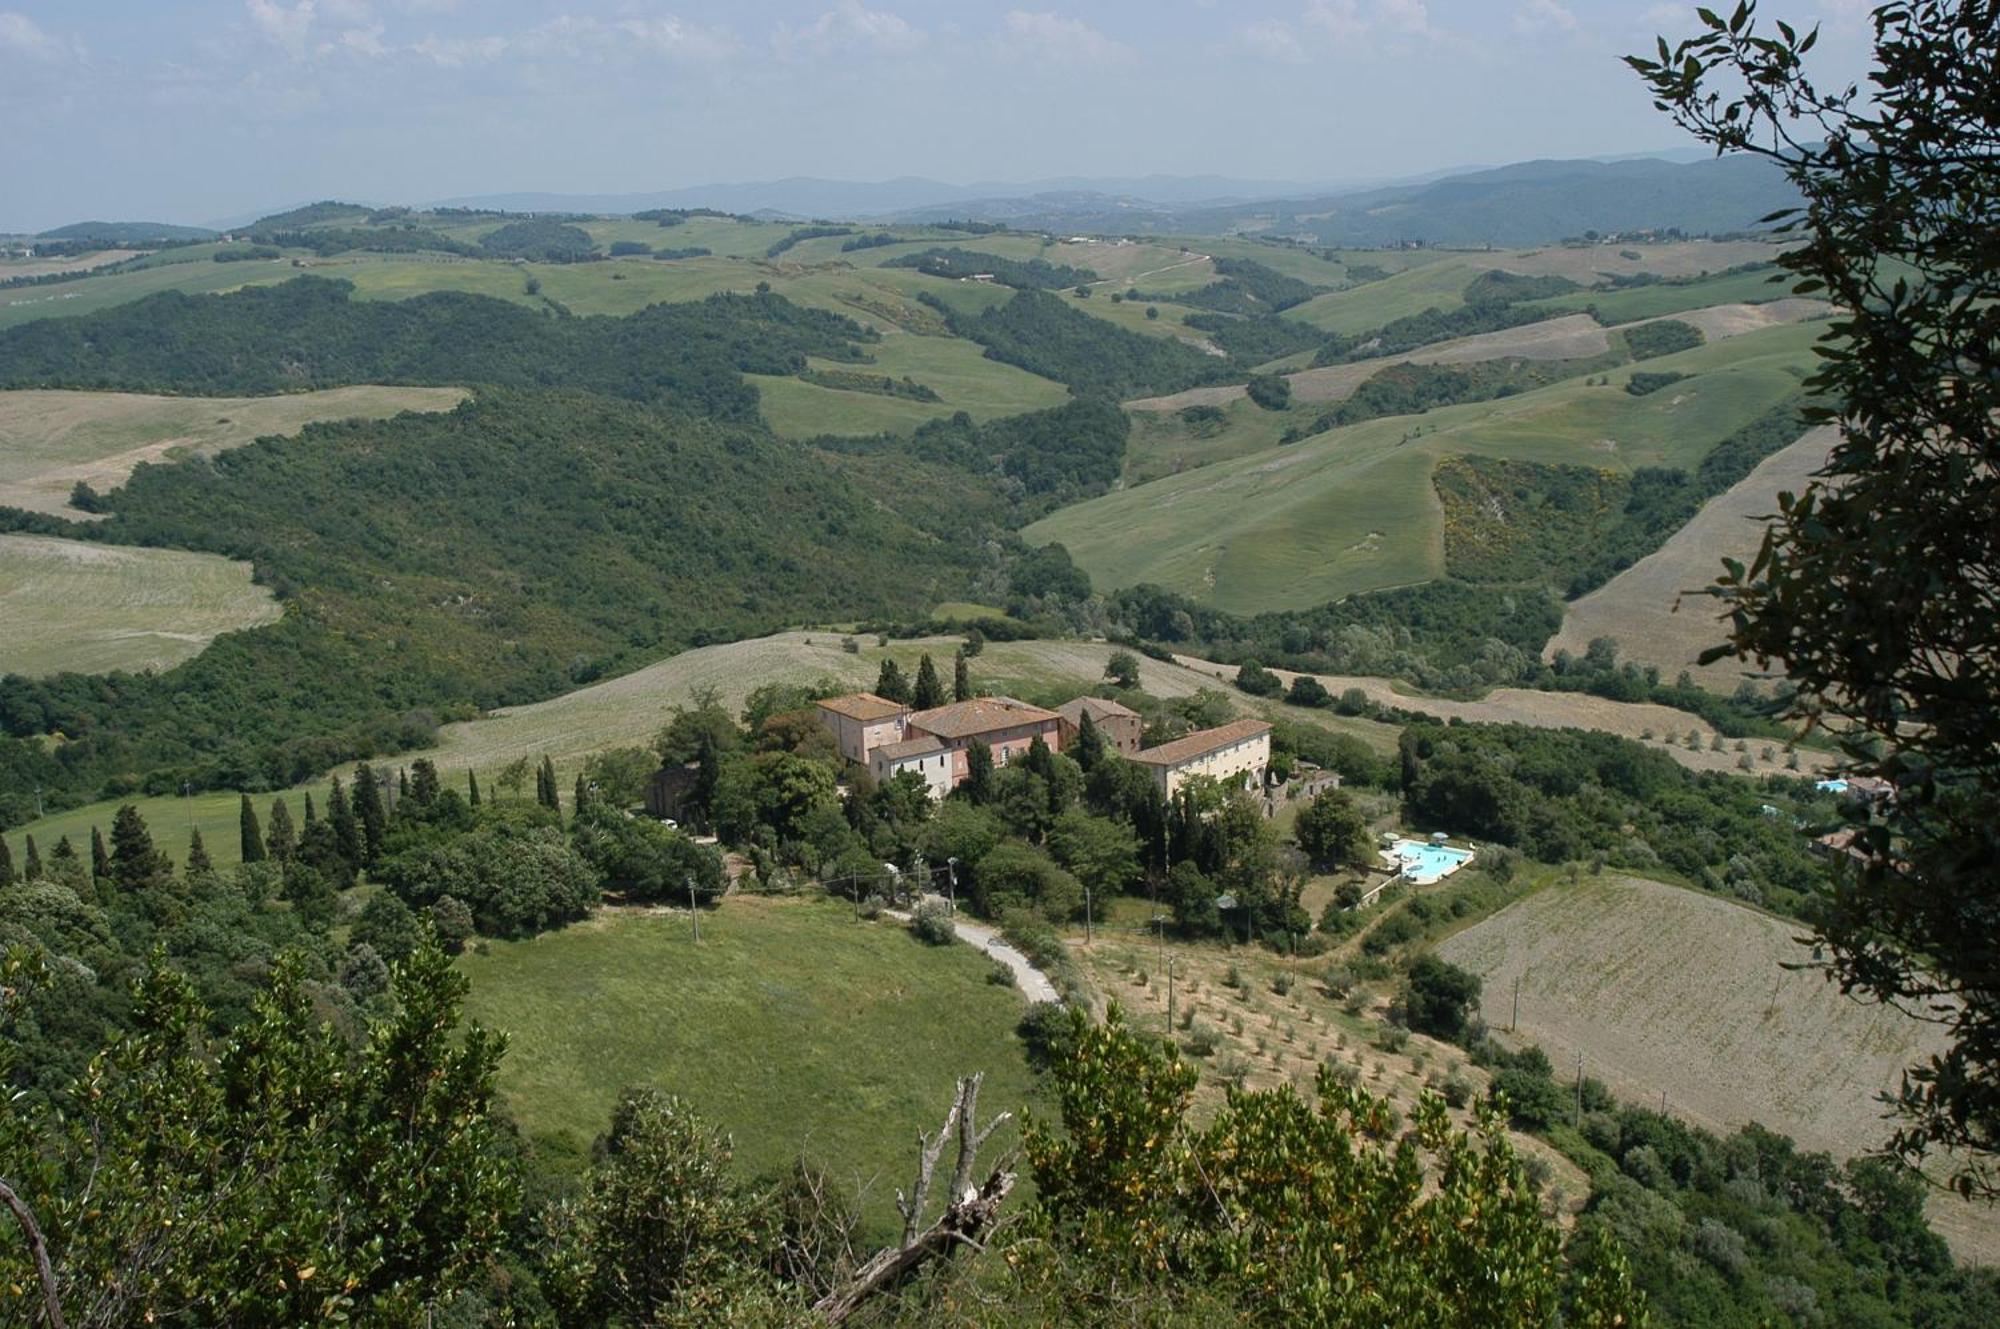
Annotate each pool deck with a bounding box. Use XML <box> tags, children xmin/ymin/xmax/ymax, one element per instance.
<box><xmin>1380</xmin><ymin>837</ymin><xmax>1476</xmax><ymax>887</ymax></box>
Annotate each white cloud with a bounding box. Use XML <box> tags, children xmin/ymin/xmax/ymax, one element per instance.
<box><xmin>1514</xmin><ymin>0</ymin><xmax>1579</xmax><ymax>33</ymax></box>
<box><xmin>997</xmin><ymin>10</ymin><xmax>1135</xmax><ymax>67</ymax></box>
<box><xmin>616</xmin><ymin>16</ymin><xmax>740</xmax><ymax>63</ymax></box>
<box><xmin>1238</xmin><ymin>19</ymin><xmax>1308</xmax><ymax>64</ymax></box>
<box><xmin>246</xmin><ymin>0</ymin><xmax>317</xmax><ymax>58</ymax></box>
<box><xmin>333</xmin><ymin>22</ymin><xmax>387</xmax><ymax>57</ymax></box>
<box><xmin>1294</xmin><ymin>0</ymin><xmax>1439</xmax><ymax>47</ymax></box>
<box><xmin>777</xmin><ymin>2</ymin><xmax>927</xmax><ymax>58</ymax></box>
<box><xmin>0</xmin><ymin>11</ymin><xmax>77</xmax><ymax>61</ymax></box>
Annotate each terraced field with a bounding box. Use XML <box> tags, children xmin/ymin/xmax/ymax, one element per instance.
<box><xmin>1030</xmin><ymin>320</ymin><xmax>1823</xmax><ymax>613</ymax></box>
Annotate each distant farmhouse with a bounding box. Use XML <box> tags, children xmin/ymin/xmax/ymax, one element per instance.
<box><xmin>817</xmin><ymin>690</ymin><xmax>1269</xmax><ymax>803</ymax></box>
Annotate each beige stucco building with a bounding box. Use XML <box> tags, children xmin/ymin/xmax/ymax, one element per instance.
<box><xmin>815</xmin><ymin>692</ymin><xmax>910</xmax><ymax>766</ymax></box>
<box><xmin>1132</xmin><ymin>718</ymin><xmax>1273</xmax><ymax>799</ymax></box>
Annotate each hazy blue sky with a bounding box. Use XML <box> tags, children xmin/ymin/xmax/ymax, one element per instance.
<box><xmin>0</xmin><ymin>1</ymin><xmax>1876</xmax><ymax>229</ymax></box>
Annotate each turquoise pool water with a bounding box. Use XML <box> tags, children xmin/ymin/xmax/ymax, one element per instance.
<box><xmin>1386</xmin><ymin>838</ymin><xmax>1474</xmax><ymax>884</ymax></box>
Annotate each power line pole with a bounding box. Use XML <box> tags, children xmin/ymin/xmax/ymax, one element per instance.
<box><xmin>1511</xmin><ymin>973</ymin><xmax>1521</xmax><ymax>1032</ymax></box>
<box><xmin>1574</xmin><ymin>1052</ymin><xmax>1585</xmax><ymax>1129</ymax></box>
<box><xmin>686</xmin><ymin>875</ymin><xmax>699</xmax><ymax>944</ymax></box>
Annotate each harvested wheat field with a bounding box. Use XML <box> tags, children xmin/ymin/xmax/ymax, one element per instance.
<box><xmin>1438</xmin><ymin>873</ymin><xmax>1999</xmax><ymax>1262</ymax></box>
<box><xmin>0</xmin><ymin>532</ymin><xmax>281</xmax><ymax>676</ymax></box>
<box><xmin>1172</xmin><ymin>654</ymin><xmax>1832</xmax><ymax>777</ymax></box>
<box><xmin>1550</xmin><ymin>425</ymin><xmax>1839</xmax><ymax>690</ymax></box>
<box><xmin>1486</xmin><ymin>239</ymin><xmax>1786</xmax><ymax>282</ymax></box>
<box><xmin>0</xmin><ymin>385</ymin><xmax>469</xmax><ymax>517</ymax></box>
<box><xmin>0</xmin><ymin>249</ymin><xmax>141</xmax><ymax>279</ymax></box>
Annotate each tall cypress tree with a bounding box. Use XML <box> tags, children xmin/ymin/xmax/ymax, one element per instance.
<box><xmin>22</xmin><ymin>834</ymin><xmax>42</xmax><ymax>882</ymax></box>
<box><xmin>240</xmin><ymin>794</ymin><xmax>266</xmax><ymax>864</ymax></box>
<box><xmin>91</xmin><ymin>826</ymin><xmax>110</xmax><ymax>881</ymax></box>
<box><xmin>467</xmin><ymin>769</ymin><xmax>481</xmax><ymax>808</ymax></box>
<box><xmin>353</xmin><ymin>763</ymin><xmax>387</xmax><ymax>863</ymax></box>
<box><xmin>965</xmin><ymin>740</ymin><xmax>994</xmax><ymax>804</ymax></box>
<box><xmin>399</xmin><ymin>768</ymin><xmax>410</xmax><ymax>801</ymax></box>
<box><xmin>267</xmin><ymin>798</ymin><xmax>297</xmax><ymax>862</ymax></box>
<box><xmin>329</xmin><ymin>777</ymin><xmax>361</xmax><ymax>866</ymax></box>
<box><xmin>1074</xmin><ymin>710</ymin><xmax>1106</xmax><ymax>771</ymax></box>
<box><xmin>49</xmin><ymin>835</ymin><xmax>76</xmax><ymax>867</ymax></box>
<box><xmin>0</xmin><ymin>834</ymin><xmax>13</xmax><ymax>884</ymax></box>
<box><xmin>302</xmin><ymin>792</ymin><xmax>318</xmax><ymax>829</ymax></box>
<box><xmin>410</xmin><ymin>759</ymin><xmax>441</xmax><ymax>808</ymax></box>
<box><xmin>912</xmin><ymin>654</ymin><xmax>944</xmax><ymax>710</ymax></box>
<box><xmin>954</xmin><ymin>651</ymin><xmax>973</xmax><ymax>703</ymax></box>
<box><xmin>691</xmin><ymin>731</ymin><xmax>721</xmax><ymax>831</ymax></box>
<box><xmin>539</xmin><ymin>756</ymin><xmax>559</xmax><ymax>810</ymax></box>
<box><xmin>572</xmin><ymin>773</ymin><xmax>591</xmax><ymax>817</ymax></box>
<box><xmin>186</xmin><ymin>828</ymin><xmax>213</xmax><ymax>875</ymax></box>
<box><xmin>875</xmin><ymin>658</ymin><xmax>910</xmax><ymax>705</ymax></box>
<box><xmin>109</xmin><ymin>804</ymin><xmax>168</xmax><ymax>893</ymax></box>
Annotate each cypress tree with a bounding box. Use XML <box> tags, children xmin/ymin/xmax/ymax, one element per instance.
<box><xmin>50</xmin><ymin>835</ymin><xmax>76</xmax><ymax>865</ymax></box>
<box><xmin>329</xmin><ymin>777</ymin><xmax>361</xmax><ymax>866</ymax></box>
<box><xmin>912</xmin><ymin>654</ymin><xmax>944</xmax><ymax>710</ymax></box>
<box><xmin>573</xmin><ymin>773</ymin><xmax>591</xmax><ymax>817</ymax></box>
<box><xmin>302</xmin><ymin>792</ymin><xmax>318</xmax><ymax>828</ymax></box>
<box><xmin>410</xmin><ymin>759</ymin><xmax>441</xmax><ymax>807</ymax></box>
<box><xmin>1074</xmin><ymin>711</ymin><xmax>1106</xmax><ymax>771</ymax></box>
<box><xmin>0</xmin><ymin>834</ymin><xmax>12</xmax><ymax>884</ymax></box>
<box><xmin>875</xmin><ymin>658</ymin><xmax>909</xmax><ymax>704</ymax></box>
<box><xmin>91</xmin><ymin>826</ymin><xmax>110</xmax><ymax>881</ymax></box>
<box><xmin>22</xmin><ymin>834</ymin><xmax>42</xmax><ymax>883</ymax></box>
<box><xmin>267</xmin><ymin>798</ymin><xmax>297</xmax><ymax>862</ymax></box>
<box><xmin>691</xmin><ymin>731</ymin><xmax>721</xmax><ymax>831</ymax></box>
<box><xmin>965</xmin><ymin>740</ymin><xmax>994</xmax><ymax>803</ymax></box>
<box><xmin>353</xmin><ymin>763</ymin><xmax>387</xmax><ymax>863</ymax></box>
<box><xmin>539</xmin><ymin>756</ymin><xmax>559</xmax><ymax>810</ymax></box>
<box><xmin>110</xmin><ymin>804</ymin><xmax>168</xmax><ymax>893</ymax></box>
<box><xmin>399</xmin><ymin>768</ymin><xmax>410</xmax><ymax>801</ymax></box>
<box><xmin>186</xmin><ymin>828</ymin><xmax>212</xmax><ymax>875</ymax></box>
<box><xmin>954</xmin><ymin>651</ymin><xmax>973</xmax><ymax>702</ymax></box>
<box><xmin>468</xmin><ymin>769</ymin><xmax>481</xmax><ymax>808</ymax></box>
<box><xmin>239</xmin><ymin>794</ymin><xmax>266</xmax><ymax>864</ymax></box>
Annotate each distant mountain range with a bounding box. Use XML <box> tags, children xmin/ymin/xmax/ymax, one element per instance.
<box><xmin>29</xmin><ymin>150</ymin><xmax>1790</xmax><ymax>251</ymax></box>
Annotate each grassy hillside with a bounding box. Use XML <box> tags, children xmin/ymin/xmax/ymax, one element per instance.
<box><xmin>0</xmin><ymin>532</ymin><xmax>280</xmax><ymax>676</ymax></box>
<box><xmin>1027</xmin><ymin>321</ymin><xmax>1821</xmax><ymax>613</ymax></box>
<box><xmin>460</xmin><ymin>897</ymin><xmax>1042</xmax><ymax>1242</ymax></box>
<box><xmin>749</xmin><ymin>330</ymin><xmax>1070</xmax><ymax>438</ymax></box>
<box><xmin>1550</xmin><ymin>425</ymin><xmax>1839</xmax><ymax>690</ymax></box>
<box><xmin>0</xmin><ymin>385</ymin><xmax>467</xmax><ymax>517</ymax></box>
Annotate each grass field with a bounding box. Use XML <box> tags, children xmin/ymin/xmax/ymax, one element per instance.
<box><xmin>459</xmin><ymin>897</ymin><xmax>1041</xmax><ymax>1239</ymax></box>
<box><xmin>1530</xmin><ymin>264</ymin><xmax>1799</xmax><ymax>323</ymax></box>
<box><xmin>749</xmin><ymin>329</ymin><xmax>1070</xmax><ymax>437</ymax></box>
<box><xmin>1550</xmin><ymin>425</ymin><xmax>1838</xmax><ymax>691</ymax></box>
<box><xmin>1028</xmin><ymin>320</ymin><xmax>1823</xmax><ymax>614</ymax></box>
<box><xmin>1433</xmin><ymin>873</ymin><xmax>1999</xmax><ymax>1261</ymax></box>
<box><xmin>0</xmin><ymin>385</ymin><xmax>468</xmax><ymax>516</ymax></box>
<box><xmin>0</xmin><ymin>532</ymin><xmax>280</xmax><ymax>677</ymax></box>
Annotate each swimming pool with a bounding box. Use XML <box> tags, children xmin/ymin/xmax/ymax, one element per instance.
<box><xmin>1382</xmin><ymin>838</ymin><xmax>1475</xmax><ymax>885</ymax></box>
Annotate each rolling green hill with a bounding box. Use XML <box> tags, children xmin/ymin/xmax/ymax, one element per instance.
<box><xmin>1026</xmin><ymin>320</ymin><xmax>1821</xmax><ymax>614</ymax></box>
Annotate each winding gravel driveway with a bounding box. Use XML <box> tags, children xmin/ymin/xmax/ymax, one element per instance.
<box><xmin>888</xmin><ymin>899</ymin><xmax>1062</xmax><ymax>1004</ymax></box>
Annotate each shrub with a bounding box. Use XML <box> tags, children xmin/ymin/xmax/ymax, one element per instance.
<box><xmin>1245</xmin><ymin>373</ymin><xmax>1292</xmax><ymax>410</ymax></box>
<box><xmin>1235</xmin><ymin>661</ymin><xmax>1283</xmax><ymax>697</ymax></box>
<box><xmin>910</xmin><ymin>899</ymin><xmax>957</xmax><ymax>946</ymax></box>
<box><xmin>1183</xmin><ymin>1024</ymin><xmax>1222</xmax><ymax>1057</ymax></box>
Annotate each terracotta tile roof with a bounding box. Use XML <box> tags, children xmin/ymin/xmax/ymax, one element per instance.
<box><xmin>1058</xmin><ymin>696</ymin><xmax>1140</xmax><ymax>724</ymax></box>
<box><xmin>907</xmin><ymin>697</ymin><xmax>1060</xmax><ymax>740</ymax></box>
<box><xmin>816</xmin><ymin>692</ymin><xmax>908</xmax><ymax>722</ymax></box>
<box><xmin>1133</xmin><ymin>719</ymin><xmax>1273</xmax><ymax>767</ymax></box>
<box><xmin>877</xmin><ymin>735</ymin><xmax>948</xmax><ymax>762</ymax></box>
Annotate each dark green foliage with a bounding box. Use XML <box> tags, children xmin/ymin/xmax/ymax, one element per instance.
<box><xmin>924</xmin><ymin>289</ymin><xmax>1233</xmax><ymax>400</ymax></box>
<box><xmin>1461</xmin><ymin>271</ymin><xmax>1583</xmax><ymax>305</ymax></box>
<box><xmin>250</xmin><ymin>226</ymin><xmax>475</xmax><ymax>258</ymax></box>
<box><xmin>1398</xmin><ymin>953</ymin><xmax>1482</xmax><ymax>1041</ymax></box>
<box><xmin>764</xmin><ymin>224</ymin><xmax>853</xmax><ymax>257</ymax></box>
<box><xmin>477</xmin><ymin>220</ymin><xmax>595</xmax><ymax>261</ymax></box>
<box><xmin>1138</xmin><ymin>257</ymin><xmax>1321</xmax><ymax>314</ymax></box>
<box><xmin>885</xmin><ymin>247</ymin><xmax>1097</xmax><ymax>289</ymax></box>
<box><xmin>1294</xmin><ymin>788</ymin><xmax>1370</xmax><ymax>868</ymax></box>
<box><xmin>1286</xmin><ymin>674</ymin><xmax>1331</xmax><ymax>708</ymax></box>
<box><xmin>0</xmin><ymin>276</ymin><xmax>872</xmax><ymax>423</ymax></box>
<box><xmin>211</xmin><ymin>244</ymin><xmax>283</xmax><ymax>262</ymax></box>
<box><xmin>1400</xmin><ymin>720</ymin><xmax>1827</xmax><ymax>915</ymax></box>
<box><xmin>1244</xmin><ymin>374</ymin><xmax>1291</xmax><ymax>411</ymax></box>
<box><xmin>377</xmin><ymin>807</ymin><xmax>597</xmax><ymax>938</ymax></box>
<box><xmin>839</xmin><ymin>231</ymin><xmax>901</xmax><ymax>251</ymax></box>
<box><xmin>650</xmin><ymin>246</ymin><xmax>712</xmax><ymax>260</ymax></box>
<box><xmin>875</xmin><ymin>658</ymin><xmax>910</xmax><ymax>704</ymax></box>
<box><xmin>1631</xmin><ymin>0</ymin><xmax>2000</xmax><ymax>1192</ymax></box>
<box><xmin>250</xmin><ymin>199</ymin><xmax>372</xmax><ymax>229</ymax></box>
<box><xmin>835</xmin><ymin>398</ymin><xmax>1130</xmax><ymax>517</ymax></box>
<box><xmin>265</xmin><ymin>796</ymin><xmax>296</xmax><ymax>861</ymax></box>
<box><xmin>1311</xmin><ymin>272</ymin><xmax>1575</xmax><ymax>364</ymax></box>
<box><xmin>569</xmin><ymin>804</ymin><xmax>724</xmax><ymax>905</ymax></box>
<box><xmin>109</xmin><ymin>803</ymin><xmax>170</xmax><ymax>893</ymax></box>
<box><xmin>90</xmin><ymin>826</ymin><xmax>109</xmax><ymax>881</ymax></box>
<box><xmin>1435</xmin><ymin>400</ymin><xmax>1809</xmax><ymax>597</ymax></box>
<box><xmin>238</xmin><ymin>794</ymin><xmax>265</xmax><ymax>864</ymax></box>
<box><xmin>1625</xmin><ymin>370</ymin><xmax>1688</xmax><ymax>396</ymax></box>
<box><xmin>1010</xmin><ymin>542</ymin><xmax>1093</xmax><ymax>604</ymax></box>
<box><xmin>1181</xmin><ymin>312</ymin><xmax>1325</xmax><ymax>364</ymax></box>
<box><xmin>1622</xmin><ymin>319</ymin><xmax>1704</xmax><ymax>360</ymax></box>
<box><xmin>798</xmin><ymin>367</ymin><xmax>940</xmax><ymax>400</ymax></box>
<box><xmin>912</xmin><ymin>654</ymin><xmax>945</xmax><ymax>710</ymax></box>
<box><xmin>0</xmin><ymin>390</ymin><xmax>973</xmax><ymax>815</ymax></box>
<box><xmin>607</xmin><ymin>240</ymin><xmax>651</xmax><ymax>257</ymax></box>
<box><xmin>1234</xmin><ymin>661</ymin><xmax>1282</xmax><ymax>697</ymax></box>
<box><xmin>953</xmin><ymin>652</ymin><xmax>973</xmax><ymax>703</ymax></box>
<box><xmin>1112</xmin><ymin>578</ymin><xmax>1564</xmax><ymax>693</ymax></box>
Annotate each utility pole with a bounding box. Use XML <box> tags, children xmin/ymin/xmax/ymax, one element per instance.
<box><xmin>1167</xmin><ymin>956</ymin><xmax>1176</xmax><ymax>1035</ymax></box>
<box><xmin>946</xmin><ymin>857</ymin><xmax>958</xmax><ymax>913</ymax></box>
<box><xmin>1574</xmin><ymin>1052</ymin><xmax>1585</xmax><ymax>1129</ymax></box>
<box><xmin>1083</xmin><ymin>884</ymin><xmax>1093</xmax><ymax>944</ymax></box>
<box><xmin>686</xmin><ymin>875</ymin><xmax>699</xmax><ymax>944</ymax></box>
<box><xmin>1511</xmin><ymin>973</ymin><xmax>1522</xmax><ymax>1032</ymax></box>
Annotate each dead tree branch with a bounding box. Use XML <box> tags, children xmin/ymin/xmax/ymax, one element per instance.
<box><xmin>0</xmin><ymin>1179</ymin><xmax>66</xmax><ymax>1329</ymax></box>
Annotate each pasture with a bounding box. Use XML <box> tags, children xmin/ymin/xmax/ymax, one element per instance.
<box><xmin>0</xmin><ymin>385</ymin><xmax>468</xmax><ymax>516</ymax></box>
<box><xmin>0</xmin><ymin>532</ymin><xmax>279</xmax><ymax>677</ymax></box>
<box><xmin>1027</xmin><ymin>320</ymin><xmax>1823</xmax><ymax>614</ymax></box>
<box><xmin>1550</xmin><ymin>425</ymin><xmax>1839</xmax><ymax>690</ymax></box>
<box><xmin>459</xmin><ymin>896</ymin><xmax>1041</xmax><ymax>1241</ymax></box>
<box><xmin>749</xmin><ymin>329</ymin><xmax>1069</xmax><ymax>438</ymax></box>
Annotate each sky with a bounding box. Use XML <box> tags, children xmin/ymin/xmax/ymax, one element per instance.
<box><xmin>0</xmin><ymin>1</ymin><xmax>1879</xmax><ymax>231</ymax></box>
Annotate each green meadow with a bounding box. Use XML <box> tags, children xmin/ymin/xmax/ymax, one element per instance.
<box><xmin>1026</xmin><ymin>320</ymin><xmax>1821</xmax><ymax>614</ymax></box>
